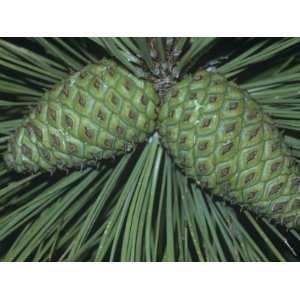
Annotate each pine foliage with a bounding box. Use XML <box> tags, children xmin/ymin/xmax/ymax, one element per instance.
<box><xmin>0</xmin><ymin>38</ymin><xmax>299</xmax><ymax>261</ymax></box>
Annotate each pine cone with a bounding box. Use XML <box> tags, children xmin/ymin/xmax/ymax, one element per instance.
<box><xmin>158</xmin><ymin>69</ymin><xmax>300</xmax><ymax>229</ymax></box>
<box><xmin>4</xmin><ymin>59</ymin><xmax>159</xmax><ymax>173</ymax></box>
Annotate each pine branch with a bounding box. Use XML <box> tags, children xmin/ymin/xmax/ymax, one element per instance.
<box><xmin>0</xmin><ymin>38</ymin><xmax>299</xmax><ymax>262</ymax></box>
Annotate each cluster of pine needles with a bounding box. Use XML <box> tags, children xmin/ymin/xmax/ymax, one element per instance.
<box><xmin>0</xmin><ymin>37</ymin><xmax>300</xmax><ymax>261</ymax></box>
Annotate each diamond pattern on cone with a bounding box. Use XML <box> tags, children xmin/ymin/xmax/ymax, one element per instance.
<box><xmin>4</xmin><ymin>59</ymin><xmax>159</xmax><ymax>173</ymax></box>
<box><xmin>158</xmin><ymin>69</ymin><xmax>300</xmax><ymax>229</ymax></box>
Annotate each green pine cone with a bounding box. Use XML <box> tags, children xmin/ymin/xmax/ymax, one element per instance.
<box><xmin>158</xmin><ymin>69</ymin><xmax>300</xmax><ymax>229</ymax></box>
<box><xmin>4</xmin><ymin>59</ymin><xmax>159</xmax><ymax>173</ymax></box>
